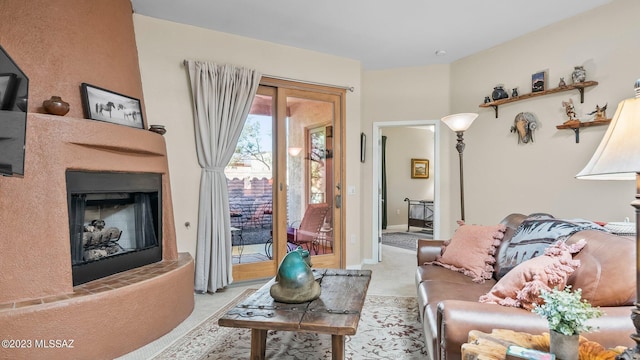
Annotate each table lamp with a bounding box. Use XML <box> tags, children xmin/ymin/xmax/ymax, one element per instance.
<box><xmin>441</xmin><ymin>113</ymin><xmax>478</xmax><ymax>222</ymax></box>
<box><xmin>576</xmin><ymin>78</ymin><xmax>640</xmax><ymax>360</ymax></box>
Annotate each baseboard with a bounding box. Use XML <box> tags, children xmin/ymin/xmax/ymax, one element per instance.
<box><xmin>362</xmin><ymin>258</ymin><xmax>378</xmax><ymax>265</ymax></box>
<box><xmin>385</xmin><ymin>224</ymin><xmax>407</xmax><ymax>231</ymax></box>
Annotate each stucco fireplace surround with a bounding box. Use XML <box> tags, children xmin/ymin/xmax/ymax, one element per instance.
<box><xmin>0</xmin><ymin>114</ymin><xmax>194</xmax><ymax>359</ymax></box>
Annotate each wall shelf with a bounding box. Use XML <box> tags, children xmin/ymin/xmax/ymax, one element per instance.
<box><xmin>555</xmin><ymin>118</ymin><xmax>611</xmax><ymax>143</ymax></box>
<box><xmin>479</xmin><ymin>81</ymin><xmax>599</xmax><ymax>118</ymax></box>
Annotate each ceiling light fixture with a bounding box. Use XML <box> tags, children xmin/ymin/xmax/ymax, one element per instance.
<box><xmin>435</xmin><ymin>50</ymin><xmax>447</xmax><ymax>56</ymax></box>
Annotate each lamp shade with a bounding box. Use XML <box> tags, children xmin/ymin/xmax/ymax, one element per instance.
<box><xmin>576</xmin><ymin>97</ymin><xmax>640</xmax><ymax>180</ymax></box>
<box><xmin>441</xmin><ymin>113</ymin><xmax>479</xmax><ymax>132</ymax></box>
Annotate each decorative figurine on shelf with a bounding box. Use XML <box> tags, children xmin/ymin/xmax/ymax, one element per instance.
<box><xmin>558</xmin><ymin>77</ymin><xmax>567</xmax><ymax>88</ymax></box>
<box><xmin>510</xmin><ymin>112</ymin><xmax>538</xmax><ymax>144</ymax></box>
<box><xmin>484</xmin><ymin>96</ymin><xmax>491</xmax><ymax>104</ymax></box>
<box><xmin>562</xmin><ymin>99</ymin><xmax>580</xmax><ymax>126</ymax></box>
<box><xmin>511</xmin><ymin>87</ymin><xmax>519</xmax><ymax>97</ymax></box>
<box><xmin>270</xmin><ymin>246</ymin><xmax>321</xmax><ymax>304</ymax></box>
<box><xmin>491</xmin><ymin>85</ymin><xmax>509</xmax><ymax>101</ymax></box>
<box><xmin>587</xmin><ymin>103</ymin><xmax>608</xmax><ymax>121</ymax></box>
<box><xmin>572</xmin><ymin>66</ymin><xmax>587</xmax><ymax>83</ymax></box>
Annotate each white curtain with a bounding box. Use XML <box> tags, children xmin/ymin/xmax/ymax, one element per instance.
<box><xmin>186</xmin><ymin>61</ymin><xmax>262</xmax><ymax>293</ymax></box>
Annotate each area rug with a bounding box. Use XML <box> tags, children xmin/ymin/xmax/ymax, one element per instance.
<box><xmin>381</xmin><ymin>232</ymin><xmax>430</xmax><ymax>251</ymax></box>
<box><xmin>153</xmin><ymin>289</ymin><xmax>427</xmax><ymax>360</ymax></box>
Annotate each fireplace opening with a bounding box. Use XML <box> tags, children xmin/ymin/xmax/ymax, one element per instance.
<box><xmin>66</xmin><ymin>171</ymin><xmax>162</xmax><ymax>286</ymax></box>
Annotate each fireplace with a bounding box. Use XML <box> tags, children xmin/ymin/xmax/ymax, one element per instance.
<box><xmin>66</xmin><ymin>170</ymin><xmax>163</xmax><ymax>285</ymax></box>
<box><xmin>1</xmin><ymin>115</ymin><xmax>194</xmax><ymax>359</ymax></box>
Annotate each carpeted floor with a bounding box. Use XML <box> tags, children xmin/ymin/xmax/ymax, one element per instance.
<box><xmin>153</xmin><ymin>289</ymin><xmax>426</xmax><ymax>360</ymax></box>
<box><xmin>381</xmin><ymin>231</ymin><xmax>431</xmax><ymax>251</ymax></box>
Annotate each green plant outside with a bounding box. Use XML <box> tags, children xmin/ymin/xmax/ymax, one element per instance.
<box><xmin>532</xmin><ymin>286</ymin><xmax>604</xmax><ymax>336</ymax></box>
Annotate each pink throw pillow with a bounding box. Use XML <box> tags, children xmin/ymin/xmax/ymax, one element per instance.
<box><xmin>429</xmin><ymin>224</ymin><xmax>506</xmax><ymax>283</ymax></box>
<box><xmin>478</xmin><ymin>240</ymin><xmax>586</xmax><ymax>310</ymax></box>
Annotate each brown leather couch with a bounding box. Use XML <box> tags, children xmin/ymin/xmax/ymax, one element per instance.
<box><xmin>415</xmin><ymin>213</ymin><xmax>637</xmax><ymax>360</ymax></box>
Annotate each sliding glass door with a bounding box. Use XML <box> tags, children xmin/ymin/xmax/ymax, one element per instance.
<box><xmin>225</xmin><ymin>86</ymin><xmax>276</xmax><ymax>281</ymax></box>
<box><xmin>228</xmin><ymin>80</ymin><xmax>345</xmax><ymax>281</ymax></box>
<box><xmin>282</xmin><ymin>89</ymin><xmax>342</xmax><ymax>269</ymax></box>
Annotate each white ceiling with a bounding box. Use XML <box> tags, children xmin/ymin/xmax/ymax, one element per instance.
<box><xmin>131</xmin><ymin>0</ymin><xmax>612</xmax><ymax>70</ymax></box>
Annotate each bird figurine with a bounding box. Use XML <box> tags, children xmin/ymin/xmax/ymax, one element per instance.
<box><xmin>587</xmin><ymin>103</ymin><xmax>607</xmax><ymax>121</ymax></box>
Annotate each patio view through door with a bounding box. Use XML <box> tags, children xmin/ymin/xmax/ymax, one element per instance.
<box><xmin>226</xmin><ymin>79</ymin><xmax>345</xmax><ymax>281</ymax></box>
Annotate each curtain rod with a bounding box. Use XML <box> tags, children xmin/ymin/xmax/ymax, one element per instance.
<box><xmin>263</xmin><ymin>74</ymin><xmax>354</xmax><ymax>93</ymax></box>
<box><xmin>182</xmin><ymin>60</ymin><xmax>354</xmax><ymax>92</ymax></box>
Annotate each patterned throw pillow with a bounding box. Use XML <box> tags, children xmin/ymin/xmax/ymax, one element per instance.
<box><xmin>494</xmin><ymin>215</ymin><xmax>606</xmax><ymax>279</ymax></box>
<box><xmin>479</xmin><ymin>240</ymin><xmax>586</xmax><ymax>310</ymax></box>
<box><xmin>429</xmin><ymin>224</ymin><xmax>506</xmax><ymax>283</ymax></box>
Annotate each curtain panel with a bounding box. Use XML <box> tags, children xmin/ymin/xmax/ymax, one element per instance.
<box><xmin>186</xmin><ymin>61</ymin><xmax>262</xmax><ymax>293</ymax></box>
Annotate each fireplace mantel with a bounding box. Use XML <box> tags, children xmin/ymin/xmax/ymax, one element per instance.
<box><xmin>0</xmin><ymin>113</ymin><xmax>194</xmax><ymax>359</ymax></box>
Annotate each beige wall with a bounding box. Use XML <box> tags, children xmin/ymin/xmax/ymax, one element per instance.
<box><xmin>135</xmin><ymin>0</ymin><xmax>639</xmax><ymax>266</ymax></box>
<box><xmin>133</xmin><ymin>15</ymin><xmax>364</xmax><ymax>266</ymax></box>
<box><xmin>446</xmin><ymin>0</ymin><xmax>639</xmax><ymax>233</ymax></box>
<box><xmin>361</xmin><ymin>65</ymin><xmax>451</xmax><ymax>259</ymax></box>
<box><xmin>381</xmin><ymin>126</ymin><xmax>435</xmax><ymax>227</ymax></box>
<box><xmin>363</xmin><ymin>0</ymin><xmax>639</xmax><ymax>242</ymax></box>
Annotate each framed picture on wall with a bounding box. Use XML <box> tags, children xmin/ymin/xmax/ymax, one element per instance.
<box><xmin>531</xmin><ymin>71</ymin><xmax>547</xmax><ymax>93</ymax></box>
<box><xmin>411</xmin><ymin>158</ymin><xmax>429</xmax><ymax>179</ymax></box>
<box><xmin>80</xmin><ymin>83</ymin><xmax>144</xmax><ymax>129</ymax></box>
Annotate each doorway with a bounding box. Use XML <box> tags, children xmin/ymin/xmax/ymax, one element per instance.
<box><xmin>372</xmin><ymin>120</ymin><xmax>441</xmax><ymax>262</ymax></box>
<box><xmin>229</xmin><ymin>79</ymin><xmax>346</xmax><ymax>281</ymax></box>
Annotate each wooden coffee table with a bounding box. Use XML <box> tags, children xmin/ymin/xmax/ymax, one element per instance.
<box><xmin>218</xmin><ymin>268</ymin><xmax>372</xmax><ymax>360</ymax></box>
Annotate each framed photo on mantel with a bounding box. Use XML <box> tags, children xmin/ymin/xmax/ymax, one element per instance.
<box><xmin>80</xmin><ymin>83</ymin><xmax>144</xmax><ymax>129</ymax></box>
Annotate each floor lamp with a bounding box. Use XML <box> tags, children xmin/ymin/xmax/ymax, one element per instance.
<box><xmin>576</xmin><ymin>79</ymin><xmax>640</xmax><ymax>360</ymax></box>
<box><xmin>441</xmin><ymin>113</ymin><xmax>478</xmax><ymax>222</ymax></box>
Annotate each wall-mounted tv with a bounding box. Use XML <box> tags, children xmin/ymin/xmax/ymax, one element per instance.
<box><xmin>0</xmin><ymin>44</ymin><xmax>29</xmax><ymax>176</ymax></box>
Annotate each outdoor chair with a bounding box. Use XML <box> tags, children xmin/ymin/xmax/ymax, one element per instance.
<box><xmin>289</xmin><ymin>203</ymin><xmax>330</xmax><ymax>255</ymax></box>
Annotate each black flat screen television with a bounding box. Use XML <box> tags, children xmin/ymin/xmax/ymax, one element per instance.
<box><xmin>0</xmin><ymin>44</ymin><xmax>29</xmax><ymax>176</ymax></box>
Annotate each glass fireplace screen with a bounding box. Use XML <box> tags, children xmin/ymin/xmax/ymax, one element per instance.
<box><xmin>66</xmin><ymin>171</ymin><xmax>162</xmax><ymax>285</ymax></box>
<box><xmin>69</xmin><ymin>192</ymin><xmax>159</xmax><ymax>265</ymax></box>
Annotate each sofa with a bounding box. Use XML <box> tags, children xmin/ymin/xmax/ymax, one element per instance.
<box><xmin>415</xmin><ymin>213</ymin><xmax>637</xmax><ymax>360</ymax></box>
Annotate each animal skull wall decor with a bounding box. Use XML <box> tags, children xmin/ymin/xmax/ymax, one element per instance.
<box><xmin>510</xmin><ymin>112</ymin><xmax>538</xmax><ymax>144</ymax></box>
